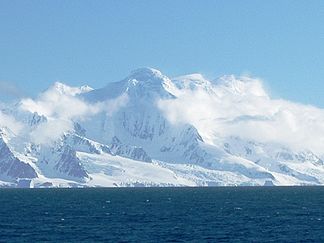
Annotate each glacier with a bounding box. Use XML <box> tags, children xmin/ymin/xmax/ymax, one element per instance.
<box><xmin>0</xmin><ymin>67</ymin><xmax>324</xmax><ymax>188</ymax></box>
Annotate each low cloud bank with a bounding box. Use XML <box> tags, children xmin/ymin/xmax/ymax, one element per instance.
<box><xmin>18</xmin><ymin>82</ymin><xmax>128</xmax><ymax>144</ymax></box>
<box><xmin>158</xmin><ymin>75</ymin><xmax>324</xmax><ymax>154</ymax></box>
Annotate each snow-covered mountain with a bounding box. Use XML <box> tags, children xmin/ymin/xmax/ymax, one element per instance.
<box><xmin>1</xmin><ymin>67</ymin><xmax>324</xmax><ymax>187</ymax></box>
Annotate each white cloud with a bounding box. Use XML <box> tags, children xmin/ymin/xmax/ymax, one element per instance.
<box><xmin>29</xmin><ymin>119</ymin><xmax>73</xmax><ymax>145</ymax></box>
<box><xmin>19</xmin><ymin>82</ymin><xmax>129</xmax><ymax>145</ymax></box>
<box><xmin>0</xmin><ymin>110</ymin><xmax>24</xmax><ymax>135</ymax></box>
<box><xmin>20</xmin><ymin>84</ymin><xmax>99</xmax><ymax>120</ymax></box>
<box><xmin>6</xmin><ymin>75</ymin><xmax>324</xmax><ymax>154</ymax></box>
<box><xmin>158</xmin><ymin>75</ymin><xmax>324</xmax><ymax>154</ymax></box>
<box><xmin>98</xmin><ymin>93</ymin><xmax>129</xmax><ymax>116</ymax></box>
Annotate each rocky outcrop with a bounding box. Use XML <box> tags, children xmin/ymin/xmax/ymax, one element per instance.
<box><xmin>0</xmin><ymin>136</ymin><xmax>37</xmax><ymax>181</ymax></box>
<box><xmin>110</xmin><ymin>136</ymin><xmax>152</xmax><ymax>163</ymax></box>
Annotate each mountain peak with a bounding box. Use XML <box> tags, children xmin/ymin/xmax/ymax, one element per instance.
<box><xmin>50</xmin><ymin>82</ymin><xmax>93</xmax><ymax>96</ymax></box>
<box><xmin>172</xmin><ymin>73</ymin><xmax>212</xmax><ymax>91</ymax></box>
<box><xmin>216</xmin><ymin>75</ymin><xmax>268</xmax><ymax>97</ymax></box>
<box><xmin>174</xmin><ymin>73</ymin><xmax>206</xmax><ymax>81</ymax></box>
<box><xmin>82</xmin><ymin>67</ymin><xmax>174</xmax><ymax>102</ymax></box>
<box><xmin>123</xmin><ymin>67</ymin><xmax>176</xmax><ymax>100</ymax></box>
<box><xmin>128</xmin><ymin>67</ymin><xmax>163</xmax><ymax>80</ymax></box>
<box><xmin>127</xmin><ymin>67</ymin><xmax>166</xmax><ymax>86</ymax></box>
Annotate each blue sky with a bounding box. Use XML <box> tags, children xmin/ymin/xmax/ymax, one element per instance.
<box><xmin>1</xmin><ymin>1</ymin><xmax>324</xmax><ymax>106</ymax></box>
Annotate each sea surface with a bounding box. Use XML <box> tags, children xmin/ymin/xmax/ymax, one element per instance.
<box><xmin>1</xmin><ymin>187</ymin><xmax>324</xmax><ymax>242</ymax></box>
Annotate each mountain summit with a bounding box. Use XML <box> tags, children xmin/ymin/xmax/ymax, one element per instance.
<box><xmin>128</xmin><ymin>67</ymin><xmax>163</xmax><ymax>81</ymax></box>
<box><xmin>83</xmin><ymin>67</ymin><xmax>174</xmax><ymax>102</ymax></box>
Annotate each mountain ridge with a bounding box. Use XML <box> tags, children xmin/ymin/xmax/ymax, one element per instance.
<box><xmin>1</xmin><ymin>67</ymin><xmax>324</xmax><ymax>187</ymax></box>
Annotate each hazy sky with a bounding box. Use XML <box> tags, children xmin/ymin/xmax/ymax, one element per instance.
<box><xmin>1</xmin><ymin>1</ymin><xmax>324</xmax><ymax>107</ymax></box>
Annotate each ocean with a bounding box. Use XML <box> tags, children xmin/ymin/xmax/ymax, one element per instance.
<box><xmin>1</xmin><ymin>187</ymin><xmax>324</xmax><ymax>242</ymax></box>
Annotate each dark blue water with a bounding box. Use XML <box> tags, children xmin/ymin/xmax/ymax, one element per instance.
<box><xmin>1</xmin><ymin>187</ymin><xmax>324</xmax><ymax>242</ymax></box>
